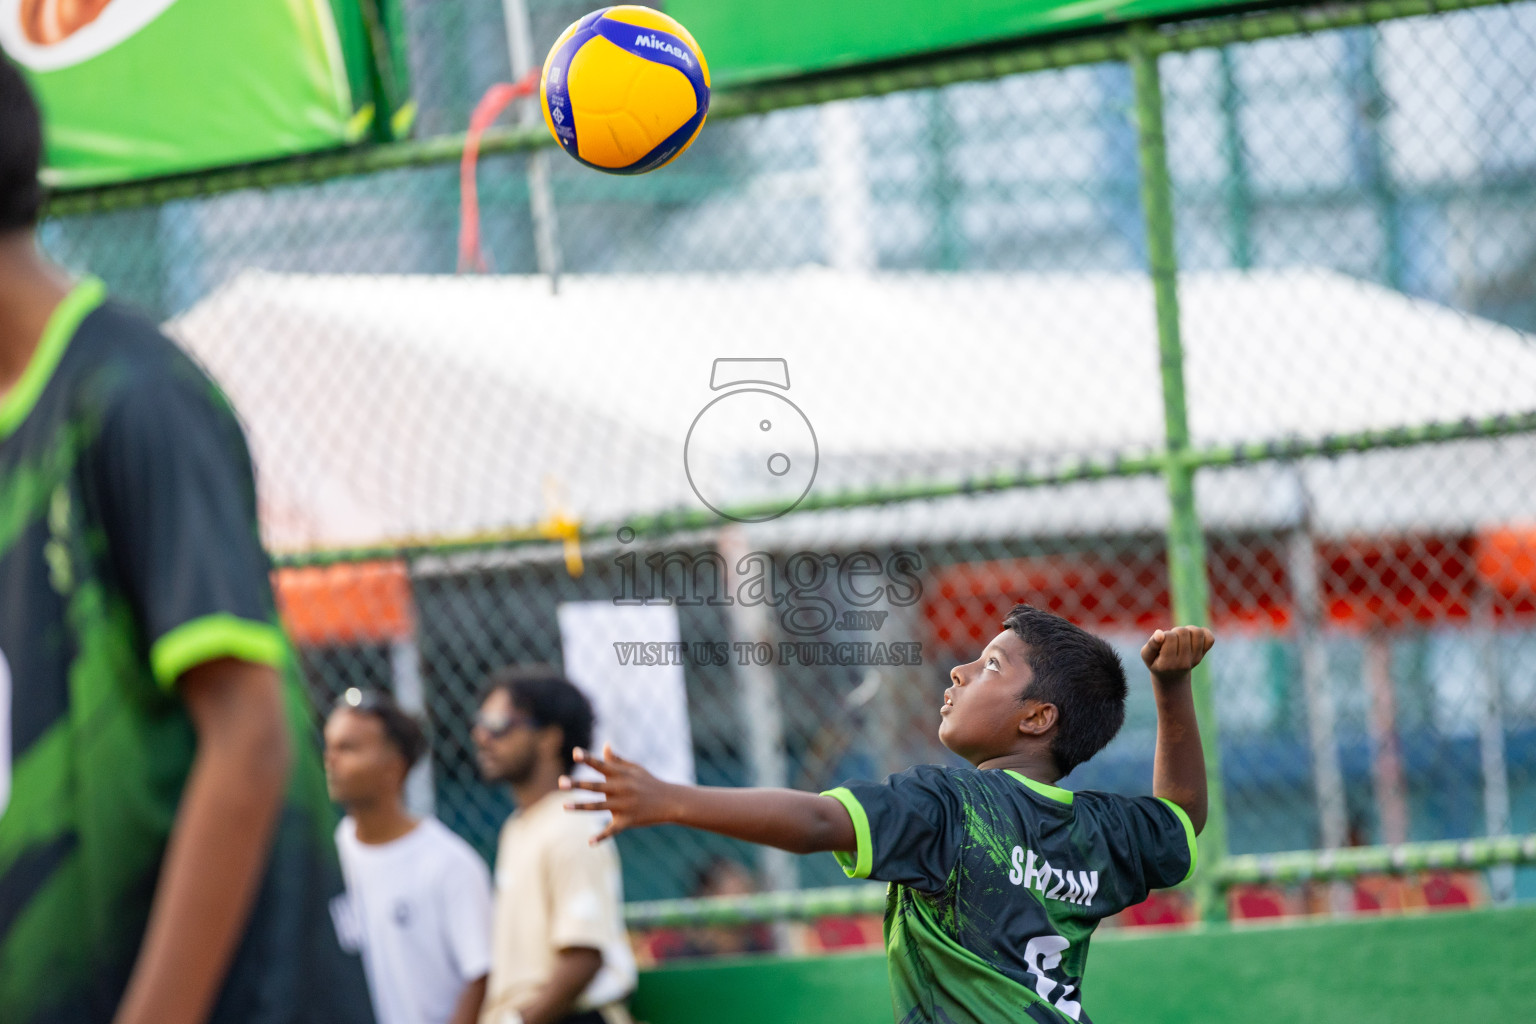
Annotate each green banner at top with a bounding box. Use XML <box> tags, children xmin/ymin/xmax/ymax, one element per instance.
<box><xmin>667</xmin><ymin>0</ymin><xmax>1250</xmax><ymax>86</ymax></box>
<box><xmin>2</xmin><ymin>0</ymin><xmax>412</xmax><ymax>189</ymax></box>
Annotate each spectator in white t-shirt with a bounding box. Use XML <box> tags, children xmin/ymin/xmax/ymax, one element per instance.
<box><xmin>325</xmin><ymin>689</ymin><xmax>493</xmax><ymax>1024</ymax></box>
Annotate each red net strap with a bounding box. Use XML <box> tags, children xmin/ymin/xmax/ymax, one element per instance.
<box><xmin>459</xmin><ymin>71</ymin><xmax>543</xmax><ymax>274</ymax></box>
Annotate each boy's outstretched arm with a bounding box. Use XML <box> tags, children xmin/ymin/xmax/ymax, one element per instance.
<box><xmin>561</xmin><ymin>745</ymin><xmax>856</xmax><ymax>853</ymax></box>
<box><xmin>1141</xmin><ymin>626</ymin><xmax>1216</xmax><ymax>835</ymax></box>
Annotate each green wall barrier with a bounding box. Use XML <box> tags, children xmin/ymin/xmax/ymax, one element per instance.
<box><xmin>631</xmin><ymin>904</ymin><xmax>1536</xmax><ymax>1024</ymax></box>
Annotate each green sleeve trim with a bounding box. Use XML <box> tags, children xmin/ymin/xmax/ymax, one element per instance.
<box><xmin>1003</xmin><ymin>769</ymin><xmax>1074</xmax><ymax>805</ymax></box>
<box><xmin>1158</xmin><ymin>797</ymin><xmax>1200</xmax><ymax>884</ymax></box>
<box><xmin>150</xmin><ymin>614</ymin><xmax>288</xmax><ymax>690</ymax></box>
<box><xmin>821</xmin><ymin>787</ymin><xmax>873</xmax><ymax>879</ymax></box>
<box><xmin>0</xmin><ymin>277</ymin><xmax>106</xmax><ymax>439</ymax></box>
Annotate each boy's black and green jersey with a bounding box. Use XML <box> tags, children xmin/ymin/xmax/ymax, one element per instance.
<box><xmin>823</xmin><ymin>764</ymin><xmax>1196</xmax><ymax>1024</ymax></box>
<box><xmin>0</xmin><ymin>280</ymin><xmax>374</xmax><ymax>1023</ymax></box>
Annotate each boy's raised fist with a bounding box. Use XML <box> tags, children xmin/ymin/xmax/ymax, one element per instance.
<box><xmin>1140</xmin><ymin>626</ymin><xmax>1216</xmax><ymax>681</ymax></box>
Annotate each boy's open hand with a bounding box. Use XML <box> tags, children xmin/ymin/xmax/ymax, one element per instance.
<box><xmin>560</xmin><ymin>743</ymin><xmax>672</xmax><ymax>844</ymax></box>
<box><xmin>1140</xmin><ymin>625</ymin><xmax>1215</xmax><ymax>683</ymax></box>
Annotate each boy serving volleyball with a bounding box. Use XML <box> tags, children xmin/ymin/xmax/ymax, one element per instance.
<box><xmin>564</xmin><ymin>606</ymin><xmax>1214</xmax><ymax>1024</ymax></box>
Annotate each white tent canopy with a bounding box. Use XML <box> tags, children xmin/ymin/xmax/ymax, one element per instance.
<box><xmin>168</xmin><ymin>268</ymin><xmax>1536</xmax><ymax>553</ymax></box>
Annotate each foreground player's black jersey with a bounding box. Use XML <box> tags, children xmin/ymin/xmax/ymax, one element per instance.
<box><xmin>0</xmin><ymin>279</ymin><xmax>374</xmax><ymax>1024</ymax></box>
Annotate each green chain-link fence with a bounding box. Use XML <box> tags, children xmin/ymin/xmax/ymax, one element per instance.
<box><xmin>38</xmin><ymin>0</ymin><xmax>1536</xmax><ymax>938</ymax></box>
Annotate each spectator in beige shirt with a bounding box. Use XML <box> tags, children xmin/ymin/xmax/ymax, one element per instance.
<box><xmin>473</xmin><ymin>666</ymin><xmax>637</xmax><ymax>1024</ymax></box>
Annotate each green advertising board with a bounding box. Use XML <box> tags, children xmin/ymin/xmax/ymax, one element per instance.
<box><xmin>667</xmin><ymin>0</ymin><xmax>1256</xmax><ymax>86</ymax></box>
<box><xmin>1</xmin><ymin>0</ymin><xmax>411</xmax><ymax>188</ymax></box>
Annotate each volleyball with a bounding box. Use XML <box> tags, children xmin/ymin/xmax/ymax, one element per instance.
<box><xmin>539</xmin><ymin>5</ymin><xmax>710</xmax><ymax>175</ymax></box>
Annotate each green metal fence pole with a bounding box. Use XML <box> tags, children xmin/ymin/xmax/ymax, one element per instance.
<box><xmin>1127</xmin><ymin>23</ymin><xmax>1228</xmax><ymax>923</ymax></box>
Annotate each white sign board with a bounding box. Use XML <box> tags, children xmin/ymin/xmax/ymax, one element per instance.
<box><xmin>557</xmin><ymin>601</ymin><xmax>697</xmax><ymax>786</ymax></box>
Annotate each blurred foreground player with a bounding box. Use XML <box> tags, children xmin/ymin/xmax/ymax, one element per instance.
<box><xmin>567</xmin><ymin>607</ymin><xmax>1214</xmax><ymax>1024</ymax></box>
<box><xmin>325</xmin><ymin>690</ymin><xmax>492</xmax><ymax>1024</ymax></box>
<box><xmin>473</xmin><ymin>667</ymin><xmax>636</xmax><ymax>1024</ymax></box>
<box><xmin>0</xmin><ymin>56</ymin><xmax>374</xmax><ymax>1024</ymax></box>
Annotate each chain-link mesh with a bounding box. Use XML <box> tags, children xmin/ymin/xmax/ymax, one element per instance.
<box><xmin>37</xmin><ymin>0</ymin><xmax>1536</xmax><ymax>930</ymax></box>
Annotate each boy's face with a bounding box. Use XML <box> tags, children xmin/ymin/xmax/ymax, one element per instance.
<box><xmin>940</xmin><ymin>630</ymin><xmax>1041</xmax><ymax>765</ymax></box>
<box><xmin>323</xmin><ymin>708</ymin><xmax>405</xmax><ymax>807</ymax></box>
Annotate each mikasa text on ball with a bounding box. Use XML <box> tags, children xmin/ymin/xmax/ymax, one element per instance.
<box><xmin>540</xmin><ymin>6</ymin><xmax>711</xmax><ymax>175</ymax></box>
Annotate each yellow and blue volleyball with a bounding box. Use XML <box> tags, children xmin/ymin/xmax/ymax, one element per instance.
<box><xmin>540</xmin><ymin>6</ymin><xmax>710</xmax><ymax>175</ymax></box>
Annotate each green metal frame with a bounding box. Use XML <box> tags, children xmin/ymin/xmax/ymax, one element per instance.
<box><xmin>628</xmin><ymin>884</ymin><xmax>887</xmax><ymax>930</ymax></box>
<box><xmin>42</xmin><ymin>0</ymin><xmax>1516</xmax><ymax>218</ymax></box>
<box><xmin>1127</xmin><ymin>22</ymin><xmax>1228</xmax><ymax>922</ymax></box>
<box><xmin>623</xmin><ymin>835</ymin><xmax>1536</xmax><ymax>928</ymax></box>
<box><xmin>267</xmin><ymin>407</ymin><xmax>1536</xmax><ymax>569</ymax></box>
<box><xmin>39</xmin><ymin>0</ymin><xmax>1536</xmax><ymax>924</ymax></box>
<box><xmin>1218</xmin><ymin>834</ymin><xmax>1536</xmax><ymax>887</ymax></box>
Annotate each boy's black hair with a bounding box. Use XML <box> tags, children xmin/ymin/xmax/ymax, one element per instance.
<box><xmin>333</xmin><ymin>689</ymin><xmax>429</xmax><ymax>770</ymax></box>
<box><xmin>484</xmin><ymin>663</ymin><xmax>594</xmax><ymax>774</ymax></box>
<box><xmin>0</xmin><ymin>54</ymin><xmax>43</xmax><ymax>233</ymax></box>
<box><xmin>1002</xmin><ymin>604</ymin><xmax>1127</xmax><ymax>776</ymax></box>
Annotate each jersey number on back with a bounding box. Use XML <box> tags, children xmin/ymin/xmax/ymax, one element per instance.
<box><xmin>1024</xmin><ymin>935</ymin><xmax>1082</xmax><ymax>1020</ymax></box>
